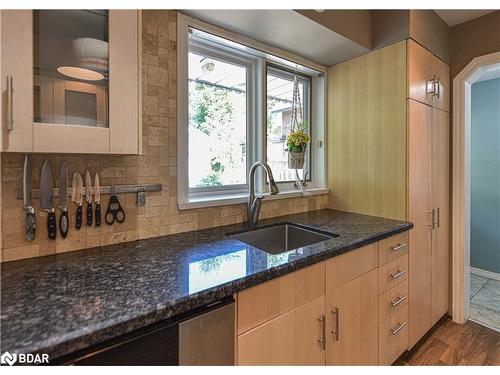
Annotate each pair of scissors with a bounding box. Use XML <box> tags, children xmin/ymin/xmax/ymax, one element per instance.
<box><xmin>105</xmin><ymin>185</ymin><xmax>125</xmax><ymax>225</ymax></box>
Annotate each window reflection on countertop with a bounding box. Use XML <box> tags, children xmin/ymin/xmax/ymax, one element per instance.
<box><xmin>188</xmin><ymin>247</ymin><xmax>305</xmax><ymax>294</ymax></box>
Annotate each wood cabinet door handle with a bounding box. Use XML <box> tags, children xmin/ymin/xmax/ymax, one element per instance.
<box><xmin>390</xmin><ymin>295</ymin><xmax>407</xmax><ymax>307</ymax></box>
<box><xmin>390</xmin><ymin>243</ymin><xmax>407</xmax><ymax>251</ymax></box>
<box><xmin>391</xmin><ymin>322</ymin><xmax>407</xmax><ymax>335</ymax></box>
<box><xmin>390</xmin><ymin>269</ymin><xmax>407</xmax><ymax>279</ymax></box>
<box><xmin>330</xmin><ymin>307</ymin><xmax>339</xmax><ymax>342</ymax></box>
<box><xmin>317</xmin><ymin>314</ymin><xmax>326</xmax><ymax>350</ymax></box>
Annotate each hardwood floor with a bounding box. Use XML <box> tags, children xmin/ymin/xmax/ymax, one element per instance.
<box><xmin>395</xmin><ymin>316</ymin><xmax>500</xmax><ymax>365</ymax></box>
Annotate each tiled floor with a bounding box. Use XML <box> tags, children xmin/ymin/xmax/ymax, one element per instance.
<box><xmin>470</xmin><ymin>274</ymin><xmax>500</xmax><ymax>331</ymax></box>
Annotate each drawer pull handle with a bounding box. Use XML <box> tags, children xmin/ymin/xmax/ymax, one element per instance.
<box><xmin>390</xmin><ymin>243</ymin><xmax>407</xmax><ymax>251</ymax></box>
<box><xmin>391</xmin><ymin>295</ymin><xmax>407</xmax><ymax>307</ymax></box>
<box><xmin>331</xmin><ymin>307</ymin><xmax>339</xmax><ymax>342</ymax></box>
<box><xmin>390</xmin><ymin>269</ymin><xmax>407</xmax><ymax>279</ymax></box>
<box><xmin>391</xmin><ymin>322</ymin><xmax>407</xmax><ymax>335</ymax></box>
<box><xmin>317</xmin><ymin>314</ymin><xmax>326</xmax><ymax>350</ymax></box>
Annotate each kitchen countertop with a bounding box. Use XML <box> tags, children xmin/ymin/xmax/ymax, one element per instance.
<box><xmin>0</xmin><ymin>209</ymin><xmax>412</xmax><ymax>360</ymax></box>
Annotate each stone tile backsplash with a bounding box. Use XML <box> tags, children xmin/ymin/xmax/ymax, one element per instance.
<box><xmin>0</xmin><ymin>10</ymin><xmax>329</xmax><ymax>262</ymax></box>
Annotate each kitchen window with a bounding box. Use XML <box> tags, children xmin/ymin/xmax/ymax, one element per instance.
<box><xmin>178</xmin><ymin>14</ymin><xmax>327</xmax><ymax>209</ymax></box>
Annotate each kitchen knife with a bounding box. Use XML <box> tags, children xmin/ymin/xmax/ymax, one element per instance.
<box><xmin>40</xmin><ymin>159</ymin><xmax>57</xmax><ymax>240</ymax></box>
<box><xmin>94</xmin><ymin>172</ymin><xmax>101</xmax><ymax>227</ymax></box>
<box><xmin>85</xmin><ymin>169</ymin><xmax>93</xmax><ymax>226</ymax></box>
<box><xmin>23</xmin><ymin>155</ymin><xmax>36</xmax><ymax>241</ymax></box>
<box><xmin>58</xmin><ymin>161</ymin><xmax>69</xmax><ymax>239</ymax></box>
<box><xmin>71</xmin><ymin>172</ymin><xmax>83</xmax><ymax>230</ymax></box>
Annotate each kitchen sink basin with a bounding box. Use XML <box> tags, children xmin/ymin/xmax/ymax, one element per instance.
<box><xmin>229</xmin><ymin>223</ymin><xmax>338</xmax><ymax>254</ymax></box>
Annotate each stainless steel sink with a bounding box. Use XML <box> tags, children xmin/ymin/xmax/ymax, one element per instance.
<box><xmin>229</xmin><ymin>223</ymin><xmax>337</xmax><ymax>254</ymax></box>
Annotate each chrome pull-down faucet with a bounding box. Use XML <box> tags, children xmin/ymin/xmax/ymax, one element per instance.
<box><xmin>247</xmin><ymin>161</ymin><xmax>279</xmax><ymax>229</ymax></box>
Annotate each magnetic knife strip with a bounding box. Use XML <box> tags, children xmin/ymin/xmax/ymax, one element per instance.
<box><xmin>16</xmin><ymin>183</ymin><xmax>162</xmax><ymax>200</ymax></box>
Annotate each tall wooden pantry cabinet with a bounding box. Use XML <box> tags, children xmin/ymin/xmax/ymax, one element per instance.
<box><xmin>328</xmin><ymin>39</ymin><xmax>451</xmax><ymax>360</ymax></box>
<box><xmin>407</xmin><ymin>40</ymin><xmax>450</xmax><ymax>348</ymax></box>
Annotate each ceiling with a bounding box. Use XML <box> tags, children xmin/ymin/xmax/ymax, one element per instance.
<box><xmin>181</xmin><ymin>10</ymin><xmax>369</xmax><ymax>67</ymax></box>
<box><xmin>434</xmin><ymin>10</ymin><xmax>496</xmax><ymax>27</ymax></box>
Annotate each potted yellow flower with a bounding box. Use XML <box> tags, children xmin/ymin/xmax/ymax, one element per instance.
<box><xmin>286</xmin><ymin>123</ymin><xmax>311</xmax><ymax>169</ymax></box>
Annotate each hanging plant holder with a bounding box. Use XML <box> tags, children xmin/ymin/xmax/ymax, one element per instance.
<box><xmin>288</xmin><ymin>150</ymin><xmax>305</xmax><ymax>169</ymax></box>
<box><xmin>286</xmin><ymin>70</ymin><xmax>308</xmax><ymax>170</ymax></box>
<box><xmin>284</xmin><ymin>69</ymin><xmax>311</xmax><ymax>196</ymax></box>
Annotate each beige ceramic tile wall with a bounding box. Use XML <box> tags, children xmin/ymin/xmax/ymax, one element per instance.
<box><xmin>0</xmin><ymin>10</ymin><xmax>329</xmax><ymax>262</ymax></box>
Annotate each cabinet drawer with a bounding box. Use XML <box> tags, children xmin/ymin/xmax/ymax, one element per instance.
<box><xmin>379</xmin><ymin>305</ymin><xmax>409</xmax><ymax>365</ymax></box>
<box><xmin>379</xmin><ymin>279</ymin><xmax>408</xmax><ymax>323</ymax></box>
<box><xmin>378</xmin><ymin>231</ymin><xmax>409</xmax><ymax>266</ymax></box>
<box><xmin>379</xmin><ymin>254</ymin><xmax>408</xmax><ymax>294</ymax></box>
<box><xmin>326</xmin><ymin>243</ymin><xmax>378</xmax><ymax>289</ymax></box>
<box><xmin>237</xmin><ymin>262</ymin><xmax>324</xmax><ymax>334</ymax></box>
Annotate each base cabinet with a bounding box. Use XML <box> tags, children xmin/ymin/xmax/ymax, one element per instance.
<box><xmin>237</xmin><ymin>296</ymin><xmax>325</xmax><ymax>365</ymax></box>
<box><xmin>326</xmin><ymin>268</ymin><xmax>379</xmax><ymax>365</ymax></box>
<box><xmin>236</xmin><ymin>236</ymin><xmax>413</xmax><ymax>366</ymax></box>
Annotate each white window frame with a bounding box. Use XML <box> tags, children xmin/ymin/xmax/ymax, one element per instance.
<box><xmin>177</xmin><ymin>13</ymin><xmax>328</xmax><ymax>210</ymax></box>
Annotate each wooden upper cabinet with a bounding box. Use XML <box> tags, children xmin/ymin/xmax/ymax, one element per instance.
<box><xmin>407</xmin><ymin>39</ymin><xmax>434</xmax><ymax>106</ymax></box>
<box><xmin>109</xmin><ymin>10</ymin><xmax>141</xmax><ymax>154</ymax></box>
<box><xmin>407</xmin><ymin>39</ymin><xmax>450</xmax><ymax>112</ymax></box>
<box><xmin>1</xmin><ymin>10</ymin><xmax>33</xmax><ymax>152</ymax></box>
<box><xmin>1</xmin><ymin>10</ymin><xmax>141</xmax><ymax>154</ymax></box>
<box><xmin>432</xmin><ymin>57</ymin><xmax>450</xmax><ymax>112</ymax></box>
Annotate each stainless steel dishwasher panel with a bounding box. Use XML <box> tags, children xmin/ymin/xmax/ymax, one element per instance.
<box><xmin>179</xmin><ymin>302</ymin><xmax>235</xmax><ymax>365</ymax></box>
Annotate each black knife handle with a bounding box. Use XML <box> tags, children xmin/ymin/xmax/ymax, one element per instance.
<box><xmin>95</xmin><ymin>203</ymin><xmax>101</xmax><ymax>227</ymax></box>
<box><xmin>86</xmin><ymin>202</ymin><xmax>93</xmax><ymax>226</ymax></box>
<box><xmin>76</xmin><ymin>205</ymin><xmax>83</xmax><ymax>229</ymax></box>
<box><xmin>47</xmin><ymin>211</ymin><xmax>57</xmax><ymax>240</ymax></box>
<box><xmin>60</xmin><ymin>210</ymin><xmax>69</xmax><ymax>239</ymax></box>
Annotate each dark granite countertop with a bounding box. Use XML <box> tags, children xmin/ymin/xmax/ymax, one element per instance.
<box><xmin>0</xmin><ymin>209</ymin><xmax>412</xmax><ymax>360</ymax></box>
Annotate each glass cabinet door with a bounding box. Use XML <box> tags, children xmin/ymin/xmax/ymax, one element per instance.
<box><xmin>33</xmin><ymin>10</ymin><xmax>109</xmax><ymax>127</ymax></box>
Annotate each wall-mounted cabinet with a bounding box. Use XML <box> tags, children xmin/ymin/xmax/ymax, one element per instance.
<box><xmin>1</xmin><ymin>10</ymin><xmax>141</xmax><ymax>154</ymax></box>
<box><xmin>407</xmin><ymin>39</ymin><xmax>450</xmax><ymax>112</ymax></box>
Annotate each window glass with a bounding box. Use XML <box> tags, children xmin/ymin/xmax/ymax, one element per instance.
<box><xmin>267</xmin><ymin>68</ymin><xmax>310</xmax><ymax>182</ymax></box>
<box><xmin>188</xmin><ymin>51</ymin><xmax>247</xmax><ymax>188</ymax></box>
